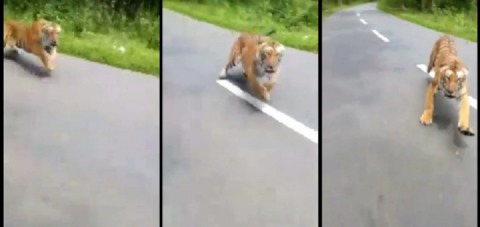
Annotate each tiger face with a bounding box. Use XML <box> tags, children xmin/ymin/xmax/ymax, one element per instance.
<box><xmin>258</xmin><ymin>41</ymin><xmax>285</xmax><ymax>76</ymax></box>
<box><xmin>439</xmin><ymin>67</ymin><xmax>468</xmax><ymax>99</ymax></box>
<box><xmin>39</xmin><ymin>21</ymin><xmax>61</xmax><ymax>49</ymax></box>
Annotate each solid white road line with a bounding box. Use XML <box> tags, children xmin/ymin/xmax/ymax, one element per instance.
<box><xmin>371</xmin><ymin>29</ymin><xmax>390</xmax><ymax>42</ymax></box>
<box><xmin>416</xmin><ymin>64</ymin><xmax>477</xmax><ymax>110</ymax></box>
<box><xmin>360</xmin><ymin>18</ymin><xmax>368</xmax><ymax>25</ymax></box>
<box><xmin>216</xmin><ymin>79</ymin><xmax>318</xmax><ymax>144</ymax></box>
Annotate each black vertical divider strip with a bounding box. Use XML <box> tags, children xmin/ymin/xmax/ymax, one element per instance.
<box><xmin>159</xmin><ymin>3</ymin><xmax>164</xmax><ymax>227</ymax></box>
<box><xmin>471</xmin><ymin>5</ymin><xmax>480</xmax><ymax>219</ymax></box>
<box><xmin>1</xmin><ymin>3</ymin><xmax>5</xmax><ymax>225</ymax></box>
<box><xmin>318</xmin><ymin>1</ymin><xmax>323</xmax><ymax>225</ymax></box>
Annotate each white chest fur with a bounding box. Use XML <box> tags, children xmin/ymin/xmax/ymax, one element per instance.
<box><xmin>255</xmin><ymin>60</ymin><xmax>277</xmax><ymax>84</ymax></box>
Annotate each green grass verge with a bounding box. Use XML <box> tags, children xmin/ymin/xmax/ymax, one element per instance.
<box><xmin>378</xmin><ymin>4</ymin><xmax>477</xmax><ymax>42</ymax></box>
<box><xmin>5</xmin><ymin>7</ymin><xmax>159</xmax><ymax>75</ymax></box>
<box><xmin>163</xmin><ymin>1</ymin><xmax>318</xmax><ymax>53</ymax></box>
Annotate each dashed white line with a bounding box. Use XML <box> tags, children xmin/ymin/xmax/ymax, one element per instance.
<box><xmin>356</xmin><ymin>12</ymin><xmax>360</xmax><ymax>16</ymax></box>
<box><xmin>360</xmin><ymin>18</ymin><xmax>368</xmax><ymax>25</ymax></box>
<box><xmin>416</xmin><ymin>64</ymin><xmax>477</xmax><ymax>110</ymax></box>
<box><xmin>216</xmin><ymin>79</ymin><xmax>318</xmax><ymax>144</ymax></box>
<box><xmin>371</xmin><ymin>29</ymin><xmax>390</xmax><ymax>42</ymax></box>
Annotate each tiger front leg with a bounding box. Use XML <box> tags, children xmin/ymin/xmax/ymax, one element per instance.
<box><xmin>419</xmin><ymin>81</ymin><xmax>438</xmax><ymax>125</ymax></box>
<box><xmin>39</xmin><ymin>54</ymin><xmax>55</xmax><ymax>71</ymax></box>
<box><xmin>48</xmin><ymin>48</ymin><xmax>57</xmax><ymax>70</ymax></box>
<box><xmin>263</xmin><ymin>73</ymin><xmax>278</xmax><ymax>93</ymax></box>
<box><xmin>457</xmin><ymin>93</ymin><xmax>475</xmax><ymax>136</ymax></box>
<box><xmin>246</xmin><ymin>71</ymin><xmax>269</xmax><ymax>101</ymax></box>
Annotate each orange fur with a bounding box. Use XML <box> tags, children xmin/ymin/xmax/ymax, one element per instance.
<box><xmin>219</xmin><ymin>32</ymin><xmax>285</xmax><ymax>101</ymax></box>
<box><xmin>4</xmin><ymin>19</ymin><xmax>61</xmax><ymax>71</ymax></box>
<box><xmin>420</xmin><ymin>35</ymin><xmax>474</xmax><ymax>136</ymax></box>
<box><xmin>222</xmin><ymin>32</ymin><xmax>275</xmax><ymax>70</ymax></box>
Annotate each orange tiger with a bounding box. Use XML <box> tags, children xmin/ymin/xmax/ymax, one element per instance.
<box><xmin>420</xmin><ymin>35</ymin><xmax>474</xmax><ymax>136</ymax></box>
<box><xmin>219</xmin><ymin>30</ymin><xmax>285</xmax><ymax>101</ymax></box>
<box><xmin>4</xmin><ymin>19</ymin><xmax>61</xmax><ymax>72</ymax></box>
<box><xmin>219</xmin><ymin>29</ymin><xmax>277</xmax><ymax>73</ymax></box>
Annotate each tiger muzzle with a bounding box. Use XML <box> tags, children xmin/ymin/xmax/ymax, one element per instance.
<box><xmin>265</xmin><ymin>65</ymin><xmax>275</xmax><ymax>73</ymax></box>
<box><xmin>444</xmin><ymin>90</ymin><xmax>456</xmax><ymax>99</ymax></box>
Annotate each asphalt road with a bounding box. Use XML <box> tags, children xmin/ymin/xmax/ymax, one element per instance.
<box><xmin>322</xmin><ymin>3</ymin><xmax>477</xmax><ymax>227</ymax></box>
<box><xmin>4</xmin><ymin>53</ymin><xmax>160</xmax><ymax>226</ymax></box>
<box><xmin>162</xmin><ymin>9</ymin><xmax>319</xmax><ymax>227</ymax></box>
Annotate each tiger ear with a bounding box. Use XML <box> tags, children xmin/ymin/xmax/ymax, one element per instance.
<box><xmin>258</xmin><ymin>42</ymin><xmax>269</xmax><ymax>54</ymax></box>
<box><xmin>275</xmin><ymin>43</ymin><xmax>285</xmax><ymax>55</ymax></box>
<box><xmin>53</xmin><ymin>24</ymin><xmax>62</xmax><ymax>33</ymax></box>
<box><xmin>458</xmin><ymin>67</ymin><xmax>469</xmax><ymax>78</ymax></box>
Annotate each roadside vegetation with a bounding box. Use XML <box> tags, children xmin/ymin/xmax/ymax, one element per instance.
<box><xmin>164</xmin><ymin>0</ymin><xmax>318</xmax><ymax>53</ymax></box>
<box><xmin>4</xmin><ymin>0</ymin><xmax>160</xmax><ymax>75</ymax></box>
<box><xmin>322</xmin><ymin>0</ymin><xmax>374</xmax><ymax>21</ymax></box>
<box><xmin>378</xmin><ymin>0</ymin><xmax>477</xmax><ymax>42</ymax></box>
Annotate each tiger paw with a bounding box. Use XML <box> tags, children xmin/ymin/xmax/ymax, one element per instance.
<box><xmin>218</xmin><ymin>68</ymin><xmax>227</xmax><ymax>76</ymax></box>
<box><xmin>219</xmin><ymin>68</ymin><xmax>227</xmax><ymax>77</ymax></box>
<box><xmin>419</xmin><ymin>111</ymin><xmax>433</xmax><ymax>125</ymax></box>
<box><xmin>458</xmin><ymin>126</ymin><xmax>475</xmax><ymax>136</ymax></box>
<box><xmin>46</xmin><ymin>64</ymin><xmax>55</xmax><ymax>71</ymax></box>
<box><xmin>260</xmin><ymin>91</ymin><xmax>270</xmax><ymax>101</ymax></box>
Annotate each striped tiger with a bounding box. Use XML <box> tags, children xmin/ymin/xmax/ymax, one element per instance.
<box><xmin>4</xmin><ymin>19</ymin><xmax>61</xmax><ymax>71</ymax></box>
<box><xmin>420</xmin><ymin>35</ymin><xmax>474</xmax><ymax>136</ymax></box>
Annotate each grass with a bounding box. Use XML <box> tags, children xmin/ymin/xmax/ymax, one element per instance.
<box><xmin>163</xmin><ymin>1</ymin><xmax>318</xmax><ymax>53</ymax></box>
<box><xmin>378</xmin><ymin>3</ymin><xmax>477</xmax><ymax>42</ymax></box>
<box><xmin>4</xmin><ymin>7</ymin><xmax>160</xmax><ymax>75</ymax></box>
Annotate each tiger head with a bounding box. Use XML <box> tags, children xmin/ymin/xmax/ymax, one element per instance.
<box><xmin>35</xmin><ymin>19</ymin><xmax>62</xmax><ymax>48</ymax></box>
<box><xmin>438</xmin><ymin>64</ymin><xmax>468</xmax><ymax>99</ymax></box>
<box><xmin>258</xmin><ymin>41</ymin><xmax>285</xmax><ymax>75</ymax></box>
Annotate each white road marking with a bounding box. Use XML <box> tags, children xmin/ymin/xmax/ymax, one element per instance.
<box><xmin>360</xmin><ymin>18</ymin><xmax>368</xmax><ymax>25</ymax></box>
<box><xmin>416</xmin><ymin>64</ymin><xmax>477</xmax><ymax>110</ymax></box>
<box><xmin>356</xmin><ymin>12</ymin><xmax>360</xmax><ymax>17</ymax></box>
<box><xmin>371</xmin><ymin>29</ymin><xmax>390</xmax><ymax>42</ymax></box>
<box><xmin>216</xmin><ymin>79</ymin><xmax>318</xmax><ymax>144</ymax></box>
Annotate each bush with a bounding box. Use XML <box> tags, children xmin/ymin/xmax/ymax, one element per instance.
<box><xmin>170</xmin><ymin>0</ymin><xmax>319</xmax><ymax>31</ymax></box>
<box><xmin>377</xmin><ymin>0</ymin><xmax>477</xmax><ymax>12</ymax></box>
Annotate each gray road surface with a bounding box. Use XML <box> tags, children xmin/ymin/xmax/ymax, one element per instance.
<box><xmin>322</xmin><ymin>3</ymin><xmax>477</xmax><ymax>227</ymax></box>
<box><xmin>162</xmin><ymin>9</ymin><xmax>319</xmax><ymax>227</ymax></box>
<box><xmin>4</xmin><ymin>53</ymin><xmax>160</xmax><ymax>226</ymax></box>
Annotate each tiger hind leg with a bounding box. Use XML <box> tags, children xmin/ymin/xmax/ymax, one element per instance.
<box><xmin>3</xmin><ymin>38</ymin><xmax>20</xmax><ymax>57</ymax></box>
<box><xmin>219</xmin><ymin>39</ymin><xmax>242</xmax><ymax>79</ymax></box>
<box><xmin>219</xmin><ymin>57</ymin><xmax>241</xmax><ymax>79</ymax></box>
<box><xmin>32</xmin><ymin>48</ymin><xmax>55</xmax><ymax>72</ymax></box>
<box><xmin>427</xmin><ymin>46</ymin><xmax>437</xmax><ymax>73</ymax></box>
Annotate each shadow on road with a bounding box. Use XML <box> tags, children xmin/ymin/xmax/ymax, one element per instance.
<box><xmin>4</xmin><ymin>51</ymin><xmax>51</xmax><ymax>78</ymax></box>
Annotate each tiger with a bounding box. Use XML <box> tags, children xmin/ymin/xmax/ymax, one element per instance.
<box><xmin>4</xmin><ymin>18</ymin><xmax>61</xmax><ymax>72</ymax></box>
<box><xmin>219</xmin><ymin>29</ymin><xmax>277</xmax><ymax>78</ymax></box>
<box><xmin>420</xmin><ymin>35</ymin><xmax>474</xmax><ymax>136</ymax></box>
<box><xmin>219</xmin><ymin>30</ymin><xmax>285</xmax><ymax>101</ymax></box>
